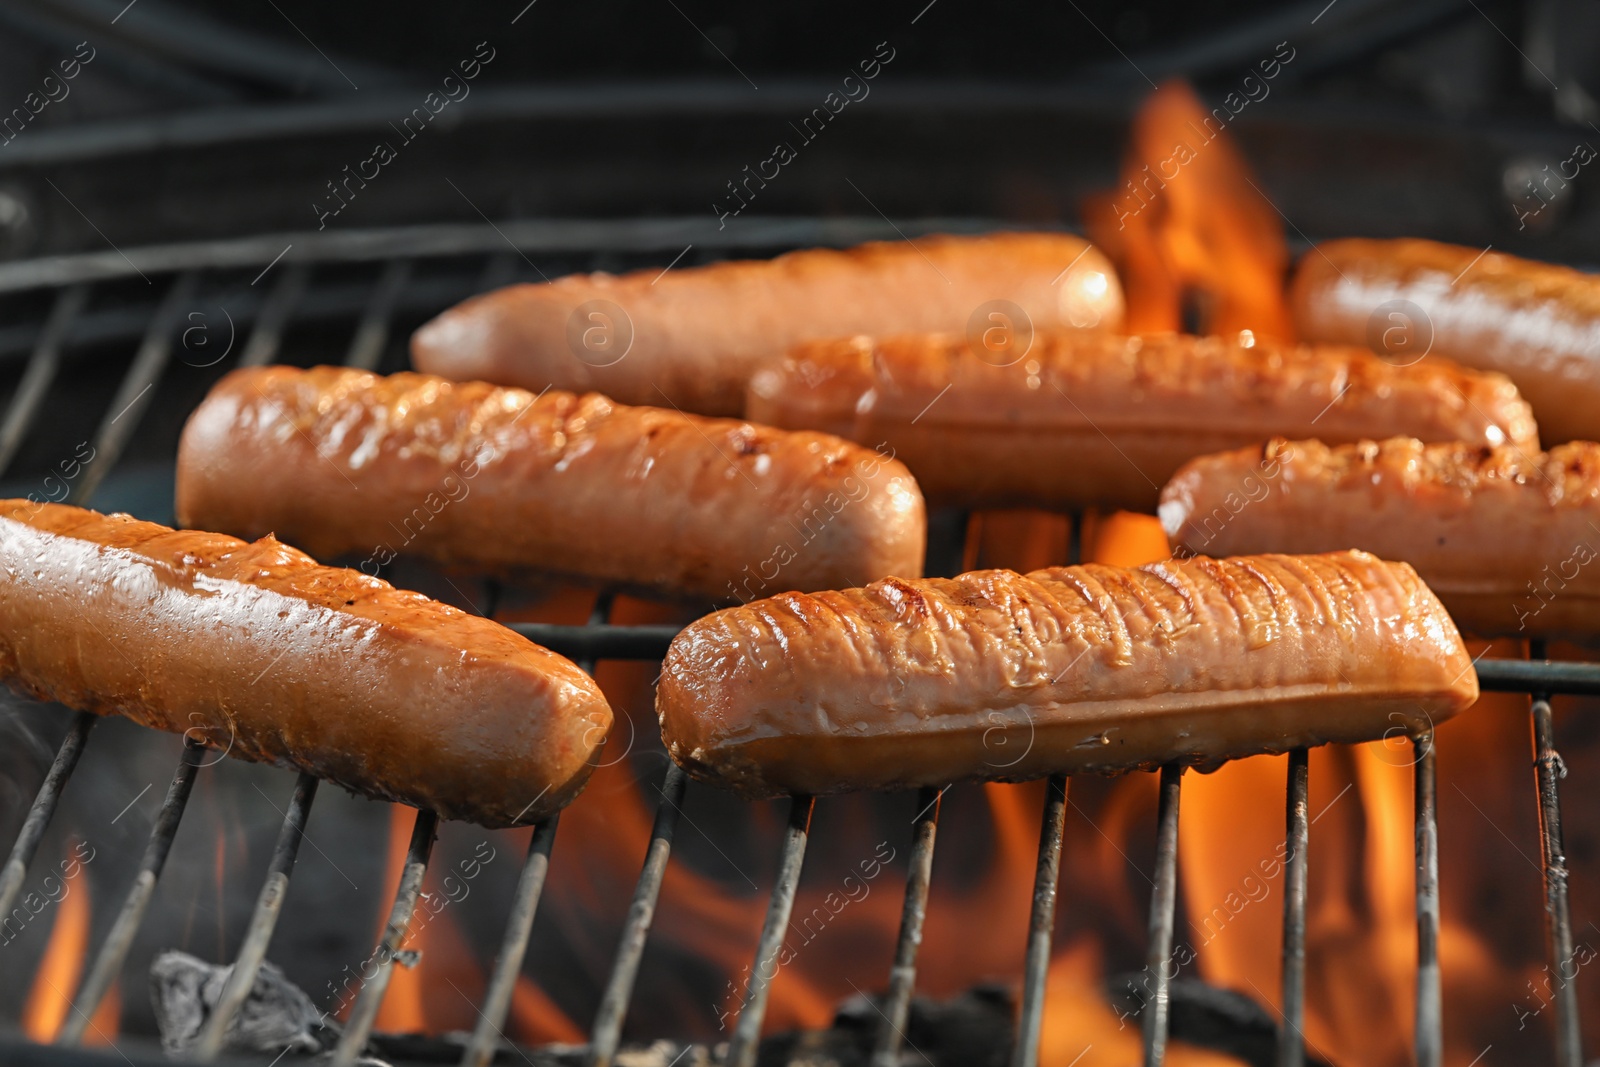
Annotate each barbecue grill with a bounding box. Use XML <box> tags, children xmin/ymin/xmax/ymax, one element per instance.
<box><xmin>0</xmin><ymin>225</ymin><xmax>1595</xmax><ymax>1067</ymax></box>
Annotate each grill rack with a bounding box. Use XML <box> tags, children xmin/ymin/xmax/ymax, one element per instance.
<box><xmin>0</xmin><ymin>225</ymin><xmax>1595</xmax><ymax>1067</ymax></box>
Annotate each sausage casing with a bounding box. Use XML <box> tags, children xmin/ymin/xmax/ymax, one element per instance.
<box><xmin>0</xmin><ymin>502</ymin><xmax>612</xmax><ymax>826</ymax></box>
<box><xmin>1290</xmin><ymin>237</ymin><xmax>1600</xmax><ymax>443</ymax></box>
<box><xmin>176</xmin><ymin>366</ymin><xmax>925</xmax><ymax>603</ymax></box>
<box><xmin>657</xmin><ymin>551</ymin><xmax>1478</xmax><ymax>797</ymax></box>
<box><xmin>1161</xmin><ymin>436</ymin><xmax>1600</xmax><ymax>639</ymax></box>
<box><xmin>412</xmin><ymin>232</ymin><xmax>1124</xmax><ymax>416</ymax></box>
<box><xmin>746</xmin><ymin>330</ymin><xmax>1539</xmax><ymax>513</ymax></box>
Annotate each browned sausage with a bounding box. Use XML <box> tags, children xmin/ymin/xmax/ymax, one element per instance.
<box><xmin>1161</xmin><ymin>436</ymin><xmax>1600</xmax><ymax>640</ymax></box>
<box><xmin>175</xmin><ymin>366</ymin><xmax>925</xmax><ymax>604</ymax></box>
<box><xmin>1290</xmin><ymin>237</ymin><xmax>1600</xmax><ymax>444</ymax></box>
<box><xmin>745</xmin><ymin>330</ymin><xmax>1539</xmax><ymax>514</ymax></box>
<box><xmin>0</xmin><ymin>501</ymin><xmax>612</xmax><ymax>826</ymax></box>
<box><xmin>656</xmin><ymin>551</ymin><xmax>1478</xmax><ymax>797</ymax></box>
<box><xmin>411</xmin><ymin>232</ymin><xmax>1124</xmax><ymax>416</ymax></box>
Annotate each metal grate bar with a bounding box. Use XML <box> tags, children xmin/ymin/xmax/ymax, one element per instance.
<box><xmin>59</xmin><ymin>737</ymin><xmax>206</xmax><ymax>1047</ymax></box>
<box><xmin>871</xmin><ymin>783</ymin><xmax>944</xmax><ymax>1067</ymax></box>
<box><xmin>727</xmin><ymin>794</ymin><xmax>816</xmax><ymax>1067</ymax></box>
<box><xmin>460</xmin><ymin>815</ymin><xmax>562</xmax><ymax>1067</ymax></box>
<box><xmin>0</xmin><ymin>712</ymin><xmax>95</xmax><ymax>921</ymax></box>
<box><xmin>510</xmin><ymin>623</ymin><xmax>683</xmax><ymax>662</ymax></box>
<box><xmin>1414</xmin><ymin>733</ymin><xmax>1441</xmax><ymax>1067</ymax></box>
<box><xmin>586</xmin><ymin>761</ymin><xmax>690</xmax><ymax>1067</ymax></box>
<box><xmin>1529</xmin><ymin>634</ymin><xmax>1583</xmax><ymax>1066</ymax></box>
<box><xmin>1476</xmin><ymin>658</ymin><xmax>1600</xmax><ymax>695</ymax></box>
<box><xmin>460</xmin><ymin>594</ymin><xmax>615</xmax><ymax>1066</ymax></box>
<box><xmin>1278</xmin><ymin>748</ymin><xmax>1309</xmax><ymax>1067</ymax></box>
<box><xmin>191</xmin><ymin>772</ymin><xmax>319</xmax><ymax>1061</ymax></box>
<box><xmin>71</xmin><ymin>270</ymin><xmax>198</xmax><ymax>506</ymax></box>
<box><xmin>1141</xmin><ymin>764</ymin><xmax>1183</xmax><ymax>1067</ymax></box>
<box><xmin>0</xmin><ymin>283</ymin><xmax>89</xmax><ymax>477</ymax></box>
<box><xmin>1012</xmin><ymin>773</ymin><xmax>1069</xmax><ymax>1067</ymax></box>
<box><xmin>238</xmin><ymin>261</ymin><xmax>311</xmax><ymax>367</ymax></box>
<box><xmin>330</xmin><ymin>806</ymin><xmax>440</xmax><ymax>1067</ymax></box>
<box><xmin>343</xmin><ymin>259</ymin><xmax>412</xmax><ymax>370</ymax></box>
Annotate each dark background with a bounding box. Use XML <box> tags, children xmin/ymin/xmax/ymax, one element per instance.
<box><xmin>0</xmin><ymin>0</ymin><xmax>1596</xmax><ymax>258</ymax></box>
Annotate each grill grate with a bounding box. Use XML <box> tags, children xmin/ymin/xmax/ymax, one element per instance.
<box><xmin>0</xmin><ymin>225</ymin><xmax>1597</xmax><ymax>1067</ymax></box>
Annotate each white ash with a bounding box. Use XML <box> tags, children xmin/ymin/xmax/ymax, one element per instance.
<box><xmin>149</xmin><ymin>950</ymin><xmax>334</xmax><ymax>1057</ymax></box>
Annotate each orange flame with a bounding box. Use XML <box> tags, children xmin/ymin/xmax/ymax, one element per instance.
<box><xmin>370</xmin><ymin>804</ymin><xmax>583</xmax><ymax>1041</ymax></box>
<box><xmin>1085</xmin><ymin>80</ymin><xmax>1295</xmax><ymax>340</ymax></box>
<box><xmin>21</xmin><ymin>840</ymin><xmax>119</xmax><ymax>1044</ymax></box>
<box><xmin>317</xmin><ymin>78</ymin><xmax>1563</xmax><ymax>1066</ymax></box>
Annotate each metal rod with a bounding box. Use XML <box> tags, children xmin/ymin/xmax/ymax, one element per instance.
<box><xmin>0</xmin><ymin>283</ymin><xmax>88</xmax><ymax>476</ymax></box>
<box><xmin>1278</xmin><ymin>749</ymin><xmax>1309</xmax><ymax>1067</ymax></box>
<box><xmin>1529</xmin><ymin>636</ymin><xmax>1583</xmax><ymax>1067</ymax></box>
<box><xmin>58</xmin><ymin>737</ymin><xmax>206</xmax><ymax>1046</ymax></box>
<box><xmin>238</xmin><ymin>261</ymin><xmax>310</xmax><ymax>367</ymax></box>
<box><xmin>1476</xmin><ymin>657</ymin><xmax>1600</xmax><ymax>696</ymax></box>
<box><xmin>1414</xmin><ymin>732</ymin><xmax>1441</xmax><ymax>1067</ymax></box>
<box><xmin>0</xmin><ymin>712</ymin><xmax>95</xmax><ymax>922</ymax></box>
<box><xmin>343</xmin><ymin>258</ymin><xmax>411</xmax><ymax>370</ymax></box>
<box><xmin>1142</xmin><ymin>764</ymin><xmax>1184</xmax><ymax>1067</ymax></box>
<box><xmin>586</xmin><ymin>762</ymin><xmax>690</xmax><ymax>1067</ymax></box>
<box><xmin>330</xmin><ymin>807</ymin><xmax>439</xmax><ymax>1067</ymax></box>
<box><xmin>459</xmin><ymin>814</ymin><xmax>561</xmax><ymax>1067</ymax></box>
<box><xmin>726</xmin><ymin>794</ymin><xmax>815</xmax><ymax>1067</ymax></box>
<box><xmin>871</xmin><ymin>784</ymin><xmax>944</xmax><ymax>1067</ymax></box>
<box><xmin>1011</xmin><ymin>774</ymin><xmax>1070</xmax><ymax>1067</ymax></box>
<box><xmin>191</xmin><ymin>773</ymin><xmax>319</xmax><ymax>1061</ymax></box>
<box><xmin>72</xmin><ymin>270</ymin><xmax>197</xmax><ymax>505</ymax></box>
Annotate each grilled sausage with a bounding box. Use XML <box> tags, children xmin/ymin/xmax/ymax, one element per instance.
<box><xmin>657</xmin><ymin>551</ymin><xmax>1478</xmax><ymax>797</ymax></box>
<box><xmin>175</xmin><ymin>366</ymin><xmax>925</xmax><ymax>604</ymax></box>
<box><xmin>745</xmin><ymin>330</ymin><xmax>1539</xmax><ymax>513</ymax></box>
<box><xmin>411</xmin><ymin>232</ymin><xmax>1124</xmax><ymax>416</ymax></box>
<box><xmin>0</xmin><ymin>501</ymin><xmax>612</xmax><ymax>826</ymax></box>
<box><xmin>1290</xmin><ymin>237</ymin><xmax>1600</xmax><ymax>444</ymax></box>
<box><xmin>1161</xmin><ymin>437</ymin><xmax>1600</xmax><ymax>640</ymax></box>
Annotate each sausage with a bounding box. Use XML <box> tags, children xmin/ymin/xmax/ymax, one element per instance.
<box><xmin>0</xmin><ymin>501</ymin><xmax>612</xmax><ymax>826</ymax></box>
<box><xmin>1290</xmin><ymin>237</ymin><xmax>1600</xmax><ymax>444</ymax></box>
<box><xmin>411</xmin><ymin>232</ymin><xmax>1124</xmax><ymax>416</ymax></box>
<box><xmin>175</xmin><ymin>366</ymin><xmax>925</xmax><ymax>604</ymax></box>
<box><xmin>1161</xmin><ymin>436</ymin><xmax>1600</xmax><ymax>640</ymax></box>
<box><xmin>656</xmin><ymin>551</ymin><xmax>1478</xmax><ymax>797</ymax></box>
<box><xmin>745</xmin><ymin>330</ymin><xmax>1540</xmax><ymax>514</ymax></box>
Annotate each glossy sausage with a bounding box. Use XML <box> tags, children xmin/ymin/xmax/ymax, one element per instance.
<box><xmin>412</xmin><ymin>232</ymin><xmax>1124</xmax><ymax>416</ymax></box>
<box><xmin>0</xmin><ymin>501</ymin><xmax>612</xmax><ymax>826</ymax></box>
<box><xmin>657</xmin><ymin>551</ymin><xmax>1478</xmax><ymax>797</ymax></box>
<box><xmin>1290</xmin><ymin>237</ymin><xmax>1600</xmax><ymax>443</ymax></box>
<box><xmin>176</xmin><ymin>366</ymin><xmax>926</xmax><ymax>604</ymax></box>
<box><xmin>746</xmin><ymin>330</ymin><xmax>1539</xmax><ymax>513</ymax></box>
<box><xmin>1161</xmin><ymin>436</ymin><xmax>1600</xmax><ymax>639</ymax></box>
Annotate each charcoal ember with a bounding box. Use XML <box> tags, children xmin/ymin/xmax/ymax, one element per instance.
<box><xmin>149</xmin><ymin>949</ymin><xmax>336</xmax><ymax>1057</ymax></box>
<box><xmin>757</xmin><ymin>983</ymin><xmax>1014</xmax><ymax>1066</ymax></box>
<box><xmin>367</xmin><ymin>1035</ymin><xmax>711</xmax><ymax>1065</ymax></box>
<box><xmin>1105</xmin><ymin>974</ymin><xmax>1332</xmax><ymax>1067</ymax></box>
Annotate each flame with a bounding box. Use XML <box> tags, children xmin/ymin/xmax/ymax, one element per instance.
<box><xmin>509</xmin><ymin>975</ymin><xmax>584</xmax><ymax>1045</ymax></box>
<box><xmin>1085</xmin><ymin>80</ymin><xmax>1294</xmax><ymax>340</ymax></box>
<box><xmin>368</xmin><ymin>787</ymin><xmax>583</xmax><ymax>1041</ymax></box>
<box><xmin>308</xmin><ymin>77</ymin><xmax>1569</xmax><ymax>1066</ymax></box>
<box><xmin>21</xmin><ymin>840</ymin><xmax>119</xmax><ymax>1044</ymax></box>
<box><xmin>372</xmin><ymin>804</ymin><xmax>427</xmax><ymax>1033</ymax></box>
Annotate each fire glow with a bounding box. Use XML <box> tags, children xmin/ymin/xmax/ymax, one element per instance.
<box><xmin>20</xmin><ymin>840</ymin><xmax>119</xmax><ymax>1046</ymax></box>
<box><xmin>13</xmin><ymin>77</ymin><xmax>1585</xmax><ymax>1067</ymax></box>
<box><xmin>269</xmin><ymin>78</ymin><xmax>1560</xmax><ymax>1067</ymax></box>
